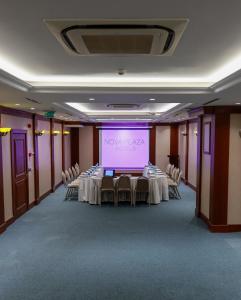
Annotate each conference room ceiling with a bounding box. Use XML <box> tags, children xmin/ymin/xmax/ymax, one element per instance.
<box><xmin>1</xmin><ymin>0</ymin><xmax>241</xmax><ymax>122</ymax></box>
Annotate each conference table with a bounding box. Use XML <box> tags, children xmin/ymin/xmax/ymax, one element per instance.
<box><xmin>78</xmin><ymin>166</ymin><xmax>169</xmax><ymax>205</ymax></box>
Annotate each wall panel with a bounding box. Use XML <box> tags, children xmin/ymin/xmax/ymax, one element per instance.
<box><xmin>155</xmin><ymin>126</ymin><xmax>170</xmax><ymax>171</ymax></box>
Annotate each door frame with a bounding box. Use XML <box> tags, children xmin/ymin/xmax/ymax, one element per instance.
<box><xmin>10</xmin><ymin>129</ymin><xmax>29</xmax><ymax>217</ymax></box>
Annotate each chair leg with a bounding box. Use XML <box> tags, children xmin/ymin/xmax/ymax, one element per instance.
<box><xmin>176</xmin><ymin>187</ymin><xmax>181</xmax><ymax>199</ymax></box>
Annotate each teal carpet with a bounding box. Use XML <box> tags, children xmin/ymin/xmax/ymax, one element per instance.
<box><xmin>1</xmin><ymin>184</ymin><xmax>241</xmax><ymax>300</ymax></box>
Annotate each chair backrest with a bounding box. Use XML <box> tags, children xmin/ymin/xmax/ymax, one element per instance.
<box><xmin>75</xmin><ymin>163</ymin><xmax>80</xmax><ymax>169</ymax></box>
<box><xmin>136</xmin><ymin>177</ymin><xmax>149</xmax><ymax>193</ymax></box>
<box><xmin>177</xmin><ymin>170</ymin><xmax>183</xmax><ymax>185</ymax></box>
<box><xmin>169</xmin><ymin>164</ymin><xmax>175</xmax><ymax>176</ymax></box>
<box><xmin>171</xmin><ymin>167</ymin><xmax>177</xmax><ymax>179</ymax></box>
<box><xmin>65</xmin><ymin>170</ymin><xmax>71</xmax><ymax>182</ymax></box>
<box><xmin>68</xmin><ymin>168</ymin><xmax>74</xmax><ymax>179</ymax></box>
<box><xmin>72</xmin><ymin>166</ymin><xmax>77</xmax><ymax>178</ymax></box>
<box><xmin>117</xmin><ymin>175</ymin><xmax>131</xmax><ymax>190</ymax></box>
<box><xmin>74</xmin><ymin>165</ymin><xmax>80</xmax><ymax>176</ymax></box>
<box><xmin>173</xmin><ymin>168</ymin><xmax>180</xmax><ymax>182</ymax></box>
<box><xmin>101</xmin><ymin>176</ymin><xmax>114</xmax><ymax>189</ymax></box>
<box><xmin>62</xmin><ymin>171</ymin><xmax>67</xmax><ymax>186</ymax></box>
<box><xmin>166</xmin><ymin>163</ymin><xmax>171</xmax><ymax>175</ymax></box>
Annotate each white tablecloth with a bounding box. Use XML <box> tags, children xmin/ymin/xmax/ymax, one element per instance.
<box><xmin>78</xmin><ymin>174</ymin><xmax>169</xmax><ymax>205</ymax></box>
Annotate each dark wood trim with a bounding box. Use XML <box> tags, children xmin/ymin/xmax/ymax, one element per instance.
<box><xmin>169</xmin><ymin>124</ymin><xmax>179</xmax><ymax>167</ymax></box>
<box><xmin>71</xmin><ymin>128</ymin><xmax>80</xmax><ymax>166</ymax></box>
<box><xmin>0</xmin><ymin>188</ymin><xmax>53</xmax><ymax>235</ymax></box>
<box><xmin>38</xmin><ymin>189</ymin><xmax>52</xmax><ymax>203</ymax></box>
<box><xmin>149</xmin><ymin>125</ymin><xmax>156</xmax><ymax>164</ymax></box>
<box><xmin>209</xmin><ymin>113</ymin><xmax>230</xmax><ymax>225</ymax></box>
<box><xmin>50</xmin><ymin>118</ymin><xmax>55</xmax><ymax>192</ymax></box>
<box><xmin>0</xmin><ymin>105</ymin><xmax>33</xmax><ymax>119</ymax></box>
<box><xmin>10</xmin><ymin>129</ymin><xmax>29</xmax><ymax>218</ymax></box>
<box><xmin>185</xmin><ymin>121</ymin><xmax>189</xmax><ymax>182</ymax></box>
<box><xmin>53</xmin><ymin>118</ymin><xmax>63</xmax><ymax>124</ymax></box>
<box><xmin>196</xmin><ymin>115</ymin><xmax>203</xmax><ymax>217</ymax></box>
<box><xmin>0</xmin><ymin>222</ymin><xmax>6</xmax><ymax>234</ymax></box>
<box><xmin>55</xmin><ymin>181</ymin><xmax>62</xmax><ymax>189</ymax></box>
<box><xmin>28</xmin><ymin>201</ymin><xmax>35</xmax><ymax>210</ymax></box>
<box><xmin>0</xmin><ymin>114</ymin><xmax>5</xmax><ymax>227</ymax></box>
<box><xmin>200</xmin><ymin>212</ymin><xmax>241</xmax><ymax>232</ymax></box>
<box><xmin>62</xmin><ymin>122</ymin><xmax>65</xmax><ymax>171</ymax></box>
<box><xmin>33</xmin><ymin>114</ymin><xmax>40</xmax><ymax>203</ymax></box>
<box><xmin>187</xmin><ymin>182</ymin><xmax>197</xmax><ymax>191</ymax></box>
<box><xmin>93</xmin><ymin>126</ymin><xmax>99</xmax><ymax>165</ymax></box>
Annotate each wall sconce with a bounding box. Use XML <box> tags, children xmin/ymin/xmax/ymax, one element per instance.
<box><xmin>181</xmin><ymin>131</ymin><xmax>187</xmax><ymax>136</ymax></box>
<box><xmin>52</xmin><ymin>130</ymin><xmax>61</xmax><ymax>136</ymax></box>
<box><xmin>63</xmin><ymin>130</ymin><xmax>70</xmax><ymax>135</ymax></box>
<box><xmin>194</xmin><ymin>129</ymin><xmax>198</xmax><ymax>136</ymax></box>
<box><xmin>35</xmin><ymin>130</ymin><xmax>46</xmax><ymax>136</ymax></box>
<box><xmin>0</xmin><ymin>128</ymin><xmax>11</xmax><ymax>136</ymax></box>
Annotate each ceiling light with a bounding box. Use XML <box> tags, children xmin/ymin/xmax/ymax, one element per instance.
<box><xmin>89</xmin><ymin>98</ymin><xmax>95</xmax><ymax>101</ymax></box>
<box><xmin>15</xmin><ymin>103</ymin><xmax>20</xmax><ymax>106</ymax></box>
<box><xmin>235</xmin><ymin>102</ymin><xmax>241</xmax><ymax>105</ymax></box>
<box><xmin>155</xmin><ymin>113</ymin><xmax>161</xmax><ymax>116</ymax></box>
<box><xmin>30</xmin><ymin>107</ymin><xmax>35</xmax><ymax>110</ymax></box>
<box><xmin>149</xmin><ymin>98</ymin><xmax>156</xmax><ymax>101</ymax></box>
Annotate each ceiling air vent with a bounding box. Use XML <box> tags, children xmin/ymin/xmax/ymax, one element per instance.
<box><xmin>44</xmin><ymin>19</ymin><xmax>188</xmax><ymax>56</ymax></box>
<box><xmin>106</xmin><ymin>104</ymin><xmax>140</xmax><ymax>109</ymax></box>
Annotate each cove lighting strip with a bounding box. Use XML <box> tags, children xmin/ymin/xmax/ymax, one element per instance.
<box><xmin>2</xmin><ymin>49</ymin><xmax>241</xmax><ymax>87</ymax></box>
<box><xmin>66</xmin><ymin>102</ymin><xmax>180</xmax><ymax>114</ymax></box>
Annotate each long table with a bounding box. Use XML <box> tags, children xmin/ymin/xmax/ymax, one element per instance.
<box><xmin>78</xmin><ymin>169</ymin><xmax>169</xmax><ymax>205</ymax></box>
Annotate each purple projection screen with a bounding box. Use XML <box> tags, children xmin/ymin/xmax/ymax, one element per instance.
<box><xmin>100</xmin><ymin>129</ymin><xmax>149</xmax><ymax>169</ymax></box>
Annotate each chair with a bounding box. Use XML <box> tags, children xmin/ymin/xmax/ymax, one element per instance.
<box><xmin>134</xmin><ymin>177</ymin><xmax>149</xmax><ymax>206</ymax></box>
<box><xmin>68</xmin><ymin>168</ymin><xmax>74</xmax><ymax>180</ymax></box>
<box><xmin>100</xmin><ymin>176</ymin><xmax>115</xmax><ymax>206</ymax></box>
<box><xmin>168</xmin><ymin>170</ymin><xmax>182</xmax><ymax>199</ymax></box>
<box><xmin>65</xmin><ymin>170</ymin><xmax>71</xmax><ymax>183</ymax></box>
<box><xmin>74</xmin><ymin>165</ymin><xmax>80</xmax><ymax>176</ymax></box>
<box><xmin>116</xmin><ymin>175</ymin><xmax>132</xmax><ymax>205</ymax></box>
<box><xmin>169</xmin><ymin>164</ymin><xmax>175</xmax><ymax>177</ymax></box>
<box><xmin>72</xmin><ymin>166</ymin><xmax>77</xmax><ymax>178</ymax></box>
<box><xmin>165</xmin><ymin>163</ymin><xmax>171</xmax><ymax>176</ymax></box>
<box><xmin>62</xmin><ymin>171</ymin><xmax>79</xmax><ymax>200</ymax></box>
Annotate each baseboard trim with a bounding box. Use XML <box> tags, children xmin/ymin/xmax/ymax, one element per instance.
<box><xmin>37</xmin><ymin>189</ymin><xmax>52</xmax><ymax>204</ymax></box>
<box><xmin>0</xmin><ymin>222</ymin><xmax>6</xmax><ymax>234</ymax></box>
<box><xmin>199</xmin><ymin>212</ymin><xmax>241</xmax><ymax>232</ymax></box>
<box><xmin>186</xmin><ymin>182</ymin><xmax>197</xmax><ymax>191</ymax></box>
<box><xmin>55</xmin><ymin>181</ymin><xmax>62</xmax><ymax>189</ymax></box>
<box><xmin>0</xmin><ymin>188</ymin><xmax>53</xmax><ymax>235</ymax></box>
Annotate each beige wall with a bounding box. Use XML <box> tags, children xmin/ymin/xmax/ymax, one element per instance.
<box><xmin>188</xmin><ymin>122</ymin><xmax>198</xmax><ymax>187</ymax></box>
<box><xmin>38</xmin><ymin>120</ymin><xmax>51</xmax><ymax>197</ymax></box>
<box><xmin>64</xmin><ymin>127</ymin><xmax>71</xmax><ymax>170</ymax></box>
<box><xmin>79</xmin><ymin>126</ymin><xmax>93</xmax><ymax>171</ymax></box>
<box><xmin>200</xmin><ymin>115</ymin><xmax>212</xmax><ymax>218</ymax></box>
<box><xmin>155</xmin><ymin>126</ymin><xmax>170</xmax><ymax>171</ymax></box>
<box><xmin>1</xmin><ymin>114</ymin><xmax>35</xmax><ymax>221</ymax></box>
<box><xmin>178</xmin><ymin>124</ymin><xmax>186</xmax><ymax>178</ymax></box>
<box><xmin>228</xmin><ymin>114</ymin><xmax>241</xmax><ymax>224</ymax></box>
<box><xmin>53</xmin><ymin>122</ymin><xmax>62</xmax><ymax>186</ymax></box>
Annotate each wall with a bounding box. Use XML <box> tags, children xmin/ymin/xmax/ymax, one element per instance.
<box><xmin>155</xmin><ymin>126</ymin><xmax>170</xmax><ymax>171</ymax></box>
<box><xmin>228</xmin><ymin>114</ymin><xmax>241</xmax><ymax>224</ymax></box>
<box><xmin>38</xmin><ymin>119</ymin><xmax>51</xmax><ymax>197</ymax></box>
<box><xmin>1</xmin><ymin>114</ymin><xmax>35</xmax><ymax>221</ymax></box>
<box><xmin>53</xmin><ymin>122</ymin><xmax>62</xmax><ymax>186</ymax></box>
<box><xmin>200</xmin><ymin>115</ymin><xmax>212</xmax><ymax>218</ymax></box>
<box><xmin>188</xmin><ymin>122</ymin><xmax>198</xmax><ymax>187</ymax></box>
<box><xmin>178</xmin><ymin>124</ymin><xmax>186</xmax><ymax>178</ymax></box>
<box><xmin>79</xmin><ymin>126</ymin><xmax>93</xmax><ymax>171</ymax></box>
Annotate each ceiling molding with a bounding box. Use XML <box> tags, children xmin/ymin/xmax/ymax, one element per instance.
<box><xmin>0</xmin><ymin>69</ymin><xmax>32</xmax><ymax>92</ymax></box>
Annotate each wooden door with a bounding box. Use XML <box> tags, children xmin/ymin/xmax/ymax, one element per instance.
<box><xmin>11</xmin><ymin>130</ymin><xmax>29</xmax><ymax>217</ymax></box>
